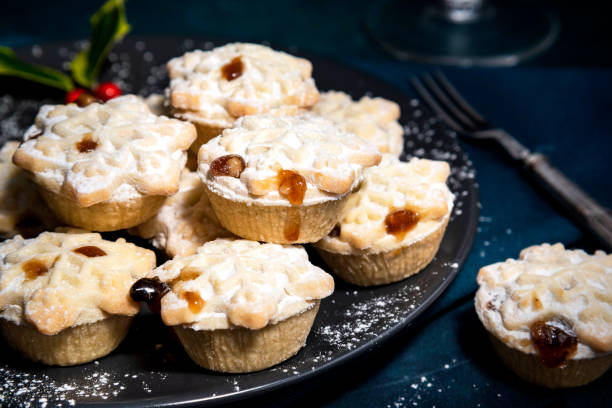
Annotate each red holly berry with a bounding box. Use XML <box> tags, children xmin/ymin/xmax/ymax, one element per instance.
<box><xmin>65</xmin><ymin>88</ymin><xmax>87</xmax><ymax>104</ymax></box>
<box><xmin>94</xmin><ymin>82</ymin><xmax>122</xmax><ymax>101</ymax></box>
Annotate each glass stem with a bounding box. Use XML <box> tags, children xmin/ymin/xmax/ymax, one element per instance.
<box><xmin>438</xmin><ymin>0</ymin><xmax>488</xmax><ymax>23</ymax></box>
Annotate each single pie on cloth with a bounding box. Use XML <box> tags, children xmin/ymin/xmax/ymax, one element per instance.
<box><xmin>130</xmin><ymin>238</ymin><xmax>334</xmax><ymax>373</ymax></box>
<box><xmin>475</xmin><ymin>243</ymin><xmax>612</xmax><ymax>388</ymax></box>
<box><xmin>312</xmin><ymin>91</ymin><xmax>404</xmax><ymax>157</ymax></box>
<box><xmin>197</xmin><ymin>114</ymin><xmax>382</xmax><ymax>244</ymax></box>
<box><xmin>166</xmin><ymin>43</ymin><xmax>319</xmax><ymax>153</ymax></box>
<box><xmin>129</xmin><ymin>169</ymin><xmax>233</xmax><ymax>258</ymax></box>
<box><xmin>314</xmin><ymin>155</ymin><xmax>453</xmax><ymax>286</ymax></box>
<box><xmin>12</xmin><ymin>95</ymin><xmax>197</xmax><ymax>231</ymax></box>
<box><xmin>0</xmin><ymin>230</ymin><xmax>155</xmax><ymax>366</ymax></box>
<box><xmin>0</xmin><ymin>141</ymin><xmax>58</xmax><ymax>238</ymax></box>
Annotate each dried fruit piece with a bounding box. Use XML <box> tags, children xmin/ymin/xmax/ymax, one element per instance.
<box><xmin>22</xmin><ymin>259</ymin><xmax>48</xmax><ymax>281</ymax></box>
<box><xmin>221</xmin><ymin>56</ymin><xmax>244</xmax><ymax>81</ymax></box>
<box><xmin>73</xmin><ymin>246</ymin><xmax>107</xmax><ymax>257</ymax></box>
<box><xmin>76</xmin><ymin>133</ymin><xmax>98</xmax><ymax>153</ymax></box>
<box><xmin>278</xmin><ymin>170</ymin><xmax>306</xmax><ymax>205</ymax></box>
<box><xmin>182</xmin><ymin>291</ymin><xmax>205</xmax><ymax>314</ymax></box>
<box><xmin>210</xmin><ymin>154</ymin><xmax>246</xmax><ymax>178</ymax></box>
<box><xmin>530</xmin><ymin>319</ymin><xmax>578</xmax><ymax>368</ymax></box>
<box><xmin>384</xmin><ymin>209</ymin><xmax>419</xmax><ymax>239</ymax></box>
<box><xmin>284</xmin><ymin>221</ymin><xmax>301</xmax><ymax>241</ymax></box>
<box><xmin>130</xmin><ymin>277</ymin><xmax>170</xmax><ymax>313</ymax></box>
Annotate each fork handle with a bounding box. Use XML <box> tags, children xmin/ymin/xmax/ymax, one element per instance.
<box><xmin>525</xmin><ymin>153</ymin><xmax>612</xmax><ymax>251</ymax></box>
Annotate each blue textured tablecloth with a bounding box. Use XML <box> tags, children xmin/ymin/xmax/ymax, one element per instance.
<box><xmin>2</xmin><ymin>1</ymin><xmax>611</xmax><ymax>407</ymax></box>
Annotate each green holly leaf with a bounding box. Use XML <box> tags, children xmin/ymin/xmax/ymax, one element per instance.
<box><xmin>0</xmin><ymin>46</ymin><xmax>74</xmax><ymax>91</ymax></box>
<box><xmin>71</xmin><ymin>0</ymin><xmax>131</xmax><ymax>88</ymax></box>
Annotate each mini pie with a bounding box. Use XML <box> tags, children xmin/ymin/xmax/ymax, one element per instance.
<box><xmin>0</xmin><ymin>141</ymin><xmax>58</xmax><ymax>238</ymax></box>
<box><xmin>198</xmin><ymin>114</ymin><xmax>382</xmax><ymax>244</ymax></box>
<box><xmin>167</xmin><ymin>43</ymin><xmax>319</xmax><ymax>153</ymax></box>
<box><xmin>0</xmin><ymin>230</ymin><xmax>155</xmax><ymax>366</ymax></box>
<box><xmin>12</xmin><ymin>95</ymin><xmax>197</xmax><ymax>231</ymax></box>
<box><xmin>131</xmin><ymin>238</ymin><xmax>334</xmax><ymax>373</ymax></box>
<box><xmin>129</xmin><ymin>169</ymin><xmax>233</xmax><ymax>258</ymax></box>
<box><xmin>475</xmin><ymin>243</ymin><xmax>612</xmax><ymax>388</ymax></box>
<box><xmin>314</xmin><ymin>155</ymin><xmax>453</xmax><ymax>286</ymax></box>
<box><xmin>312</xmin><ymin>91</ymin><xmax>404</xmax><ymax>157</ymax></box>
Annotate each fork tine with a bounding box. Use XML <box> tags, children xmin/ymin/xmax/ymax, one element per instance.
<box><xmin>433</xmin><ymin>71</ymin><xmax>489</xmax><ymax>128</ymax></box>
<box><xmin>422</xmin><ymin>73</ymin><xmax>480</xmax><ymax>132</ymax></box>
<box><xmin>409</xmin><ymin>77</ymin><xmax>464</xmax><ymax>134</ymax></box>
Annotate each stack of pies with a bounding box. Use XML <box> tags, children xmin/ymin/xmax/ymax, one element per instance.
<box><xmin>0</xmin><ymin>42</ymin><xmax>460</xmax><ymax>373</ymax></box>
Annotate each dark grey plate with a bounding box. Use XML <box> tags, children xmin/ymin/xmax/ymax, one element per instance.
<box><xmin>0</xmin><ymin>37</ymin><xmax>478</xmax><ymax>407</ymax></box>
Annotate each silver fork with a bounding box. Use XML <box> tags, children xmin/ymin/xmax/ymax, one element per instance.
<box><xmin>411</xmin><ymin>71</ymin><xmax>612</xmax><ymax>251</ymax></box>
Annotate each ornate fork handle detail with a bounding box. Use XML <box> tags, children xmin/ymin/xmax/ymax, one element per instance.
<box><xmin>413</xmin><ymin>73</ymin><xmax>612</xmax><ymax>251</ymax></box>
<box><xmin>525</xmin><ymin>153</ymin><xmax>612</xmax><ymax>251</ymax></box>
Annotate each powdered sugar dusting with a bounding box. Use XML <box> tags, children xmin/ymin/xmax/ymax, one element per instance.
<box><xmin>0</xmin><ymin>363</ymin><xmax>167</xmax><ymax>406</ymax></box>
<box><xmin>317</xmin><ymin>284</ymin><xmax>423</xmax><ymax>352</ymax></box>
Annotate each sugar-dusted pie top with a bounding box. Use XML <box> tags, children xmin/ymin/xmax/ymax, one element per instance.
<box><xmin>167</xmin><ymin>43</ymin><xmax>319</xmax><ymax>128</ymax></box>
<box><xmin>12</xmin><ymin>95</ymin><xmax>196</xmax><ymax>207</ymax></box>
<box><xmin>129</xmin><ymin>169</ymin><xmax>233</xmax><ymax>258</ymax></box>
<box><xmin>198</xmin><ymin>114</ymin><xmax>382</xmax><ymax>205</ymax></box>
<box><xmin>0</xmin><ymin>142</ymin><xmax>58</xmax><ymax>238</ymax></box>
<box><xmin>315</xmin><ymin>155</ymin><xmax>453</xmax><ymax>254</ymax></box>
<box><xmin>312</xmin><ymin>91</ymin><xmax>404</xmax><ymax>157</ymax></box>
<box><xmin>0</xmin><ymin>230</ymin><xmax>155</xmax><ymax>335</ymax></box>
<box><xmin>150</xmin><ymin>238</ymin><xmax>334</xmax><ymax>330</ymax></box>
<box><xmin>475</xmin><ymin>243</ymin><xmax>612</xmax><ymax>358</ymax></box>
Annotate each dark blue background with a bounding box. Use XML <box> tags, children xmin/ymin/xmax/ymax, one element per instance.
<box><xmin>1</xmin><ymin>1</ymin><xmax>611</xmax><ymax>407</ymax></box>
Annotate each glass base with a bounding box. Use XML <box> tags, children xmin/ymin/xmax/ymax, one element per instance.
<box><xmin>365</xmin><ymin>0</ymin><xmax>560</xmax><ymax>67</ymax></box>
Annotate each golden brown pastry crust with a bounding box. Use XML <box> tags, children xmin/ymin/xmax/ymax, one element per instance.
<box><xmin>489</xmin><ymin>333</ymin><xmax>612</xmax><ymax>388</ymax></box>
<box><xmin>198</xmin><ymin>114</ymin><xmax>381</xmax><ymax>204</ymax></box>
<box><xmin>167</xmin><ymin>43</ymin><xmax>319</xmax><ymax>129</ymax></box>
<box><xmin>315</xmin><ymin>156</ymin><xmax>453</xmax><ymax>254</ymax></box>
<box><xmin>314</xmin><ymin>156</ymin><xmax>453</xmax><ymax>286</ymax></box>
<box><xmin>174</xmin><ymin>302</ymin><xmax>319</xmax><ymax>373</ymax></box>
<box><xmin>317</xmin><ymin>218</ymin><xmax>449</xmax><ymax>286</ymax></box>
<box><xmin>0</xmin><ymin>231</ymin><xmax>155</xmax><ymax>335</ymax></box>
<box><xmin>13</xmin><ymin>95</ymin><xmax>196</xmax><ymax>208</ymax></box>
<box><xmin>475</xmin><ymin>243</ymin><xmax>612</xmax><ymax>388</ymax></box>
<box><xmin>475</xmin><ymin>243</ymin><xmax>612</xmax><ymax>356</ymax></box>
<box><xmin>0</xmin><ymin>315</ymin><xmax>133</xmax><ymax>366</ymax></box>
<box><xmin>40</xmin><ymin>189</ymin><xmax>166</xmax><ymax>232</ymax></box>
<box><xmin>204</xmin><ymin>183</ymin><xmax>354</xmax><ymax>244</ymax></box>
<box><xmin>149</xmin><ymin>239</ymin><xmax>333</xmax><ymax>330</ymax></box>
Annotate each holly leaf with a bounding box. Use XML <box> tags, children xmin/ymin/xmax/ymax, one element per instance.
<box><xmin>0</xmin><ymin>46</ymin><xmax>74</xmax><ymax>91</ymax></box>
<box><xmin>71</xmin><ymin>0</ymin><xmax>131</xmax><ymax>88</ymax></box>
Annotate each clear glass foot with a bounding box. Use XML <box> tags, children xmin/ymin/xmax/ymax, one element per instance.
<box><xmin>365</xmin><ymin>0</ymin><xmax>560</xmax><ymax>67</ymax></box>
